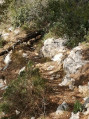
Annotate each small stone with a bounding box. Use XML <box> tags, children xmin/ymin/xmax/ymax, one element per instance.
<box><xmin>22</xmin><ymin>53</ymin><xmax>27</xmax><ymax>58</ymax></box>
<box><xmin>56</xmin><ymin>101</ymin><xmax>68</xmax><ymax>115</ymax></box>
<box><xmin>31</xmin><ymin>117</ymin><xmax>35</xmax><ymax>119</ymax></box>
<box><xmin>69</xmin><ymin>112</ymin><xmax>79</xmax><ymax>119</ymax></box>
<box><xmin>19</xmin><ymin>67</ymin><xmax>26</xmax><ymax>75</ymax></box>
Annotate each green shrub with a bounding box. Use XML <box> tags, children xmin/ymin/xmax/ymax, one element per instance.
<box><xmin>1</xmin><ymin>0</ymin><xmax>89</xmax><ymax>47</ymax></box>
<box><xmin>73</xmin><ymin>100</ymin><xmax>83</xmax><ymax>113</ymax></box>
<box><xmin>85</xmin><ymin>31</ymin><xmax>89</xmax><ymax>42</ymax></box>
<box><xmin>0</xmin><ymin>60</ymin><xmax>46</xmax><ymax>119</ymax></box>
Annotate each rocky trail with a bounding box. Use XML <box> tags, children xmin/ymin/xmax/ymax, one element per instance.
<box><xmin>0</xmin><ymin>28</ymin><xmax>89</xmax><ymax>119</ymax></box>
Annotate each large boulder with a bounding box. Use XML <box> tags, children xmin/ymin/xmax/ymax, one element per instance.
<box><xmin>63</xmin><ymin>46</ymin><xmax>86</xmax><ymax>74</ymax></box>
<box><xmin>41</xmin><ymin>38</ymin><xmax>67</xmax><ymax>58</ymax></box>
<box><xmin>59</xmin><ymin>46</ymin><xmax>87</xmax><ymax>89</ymax></box>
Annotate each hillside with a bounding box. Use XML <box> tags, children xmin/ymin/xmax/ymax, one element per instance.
<box><xmin>0</xmin><ymin>0</ymin><xmax>89</xmax><ymax>119</ymax></box>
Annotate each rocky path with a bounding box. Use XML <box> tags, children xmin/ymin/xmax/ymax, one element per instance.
<box><xmin>0</xmin><ymin>30</ymin><xmax>89</xmax><ymax>119</ymax></box>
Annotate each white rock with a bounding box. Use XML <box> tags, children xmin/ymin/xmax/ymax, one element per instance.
<box><xmin>4</xmin><ymin>51</ymin><xmax>12</xmax><ymax>65</ymax></box>
<box><xmin>83</xmin><ymin>97</ymin><xmax>89</xmax><ymax>101</ymax></box>
<box><xmin>1</xmin><ymin>86</ymin><xmax>8</xmax><ymax>90</ymax></box>
<box><xmin>70</xmin><ymin>112</ymin><xmax>79</xmax><ymax>119</ymax></box>
<box><xmin>2</xmin><ymin>33</ymin><xmax>9</xmax><ymax>40</ymax></box>
<box><xmin>31</xmin><ymin>117</ymin><xmax>35</xmax><ymax>119</ymax></box>
<box><xmin>84</xmin><ymin>108</ymin><xmax>89</xmax><ymax>115</ymax></box>
<box><xmin>52</xmin><ymin>53</ymin><xmax>64</xmax><ymax>63</ymax></box>
<box><xmin>59</xmin><ymin>75</ymin><xmax>75</xmax><ymax>90</ymax></box>
<box><xmin>56</xmin><ymin>101</ymin><xmax>68</xmax><ymax>115</ymax></box>
<box><xmin>14</xmin><ymin>29</ymin><xmax>20</xmax><ymax>35</ymax></box>
<box><xmin>22</xmin><ymin>53</ymin><xmax>27</xmax><ymax>58</ymax></box>
<box><xmin>19</xmin><ymin>67</ymin><xmax>25</xmax><ymax>75</ymax></box>
<box><xmin>8</xmin><ymin>26</ymin><xmax>14</xmax><ymax>32</ymax></box>
<box><xmin>0</xmin><ymin>79</ymin><xmax>5</xmax><ymax>88</ymax></box>
<box><xmin>3</xmin><ymin>51</ymin><xmax>12</xmax><ymax>70</ymax></box>
<box><xmin>63</xmin><ymin>46</ymin><xmax>85</xmax><ymax>74</ymax></box>
<box><xmin>15</xmin><ymin>110</ymin><xmax>20</xmax><ymax>115</ymax></box>
<box><xmin>42</xmin><ymin>38</ymin><xmax>67</xmax><ymax>58</ymax></box>
<box><xmin>83</xmin><ymin>97</ymin><xmax>89</xmax><ymax>115</ymax></box>
<box><xmin>0</xmin><ymin>78</ymin><xmax>7</xmax><ymax>90</ymax></box>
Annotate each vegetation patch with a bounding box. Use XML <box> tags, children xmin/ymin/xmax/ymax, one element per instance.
<box><xmin>73</xmin><ymin>100</ymin><xmax>83</xmax><ymax>114</ymax></box>
<box><xmin>0</xmin><ymin>60</ymin><xmax>46</xmax><ymax>119</ymax></box>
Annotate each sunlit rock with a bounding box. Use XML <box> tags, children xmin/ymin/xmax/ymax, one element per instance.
<box><xmin>14</xmin><ymin>29</ymin><xmax>20</xmax><ymax>35</ymax></box>
<box><xmin>19</xmin><ymin>66</ymin><xmax>26</xmax><ymax>75</ymax></box>
<box><xmin>8</xmin><ymin>26</ymin><xmax>14</xmax><ymax>32</ymax></box>
<box><xmin>3</xmin><ymin>51</ymin><xmax>12</xmax><ymax>70</ymax></box>
<box><xmin>56</xmin><ymin>101</ymin><xmax>68</xmax><ymax>115</ymax></box>
<box><xmin>42</xmin><ymin>38</ymin><xmax>67</xmax><ymax>58</ymax></box>
<box><xmin>0</xmin><ymin>76</ymin><xmax>7</xmax><ymax>90</ymax></box>
<box><xmin>2</xmin><ymin>32</ymin><xmax>10</xmax><ymax>40</ymax></box>
<box><xmin>22</xmin><ymin>53</ymin><xmax>27</xmax><ymax>58</ymax></box>
<box><xmin>15</xmin><ymin>110</ymin><xmax>20</xmax><ymax>115</ymax></box>
<box><xmin>69</xmin><ymin>112</ymin><xmax>79</xmax><ymax>119</ymax></box>
<box><xmin>63</xmin><ymin>46</ymin><xmax>85</xmax><ymax>74</ymax></box>
<box><xmin>59</xmin><ymin>74</ymin><xmax>75</xmax><ymax>90</ymax></box>
<box><xmin>52</xmin><ymin>53</ymin><xmax>64</xmax><ymax>63</ymax></box>
<box><xmin>31</xmin><ymin>117</ymin><xmax>35</xmax><ymax>119</ymax></box>
<box><xmin>83</xmin><ymin>97</ymin><xmax>89</xmax><ymax>115</ymax></box>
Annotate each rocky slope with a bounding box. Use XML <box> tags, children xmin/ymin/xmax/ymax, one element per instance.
<box><xmin>0</xmin><ymin>27</ymin><xmax>89</xmax><ymax>119</ymax></box>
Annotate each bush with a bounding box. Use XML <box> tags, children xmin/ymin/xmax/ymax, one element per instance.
<box><xmin>73</xmin><ymin>100</ymin><xmax>83</xmax><ymax>113</ymax></box>
<box><xmin>1</xmin><ymin>0</ymin><xmax>89</xmax><ymax>47</ymax></box>
<box><xmin>8</xmin><ymin>0</ymin><xmax>47</xmax><ymax>30</ymax></box>
<box><xmin>0</xmin><ymin>61</ymin><xmax>46</xmax><ymax>119</ymax></box>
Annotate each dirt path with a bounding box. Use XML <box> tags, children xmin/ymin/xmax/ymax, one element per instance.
<box><xmin>0</xmin><ymin>40</ymin><xmax>89</xmax><ymax>119</ymax></box>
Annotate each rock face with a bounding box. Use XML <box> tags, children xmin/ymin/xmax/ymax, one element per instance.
<box><xmin>59</xmin><ymin>46</ymin><xmax>87</xmax><ymax>89</ymax></box>
<box><xmin>39</xmin><ymin>37</ymin><xmax>67</xmax><ymax>79</ymax></box>
<box><xmin>63</xmin><ymin>46</ymin><xmax>85</xmax><ymax>74</ymax></box>
<box><xmin>56</xmin><ymin>102</ymin><xmax>68</xmax><ymax>115</ymax></box>
<box><xmin>59</xmin><ymin>74</ymin><xmax>75</xmax><ymax>90</ymax></box>
<box><xmin>42</xmin><ymin>38</ymin><xmax>67</xmax><ymax>58</ymax></box>
<box><xmin>83</xmin><ymin>97</ymin><xmax>89</xmax><ymax>115</ymax></box>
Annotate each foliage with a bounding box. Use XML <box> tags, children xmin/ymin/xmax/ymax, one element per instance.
<box><xmin>0</xmin><ymin>60</ymin><xmax>46</xmax><ymax>118</ymax></box>
<box><xmin>1</xmin><ymin>0</ymin><xmax>89</xmax><ymax>47</ymax></box>
<box><xmin>85</xmin><ymin>31</ymin><xmax>89</xmax><ymax>42</ymax></box>
<box><xmin>73</xmin><ymin>100</ymin><xmax>83</xmax><ymax>113</ymax></box>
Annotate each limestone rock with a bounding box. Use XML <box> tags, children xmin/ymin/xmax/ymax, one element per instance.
<box><xmin>59</xmin><ymin>74</ymin><xmax>75</xmax><ymax>90</ymax></box>
<box><xmin>19</xmin><ymin>67</ymin><xmax>26</xmax><ymax>75</ymax></box>
<box><xmin>52</xmin><ymin>53</ymin><xmax>64</xmax><ymax>63</ymax></box>
<box><xmin>56</xmin><ymin>101</ymin><xmax>68</xmax><ymax>115</ymax></box>
<box><xmin>42</xmin><ymin>38</ymin><xmax>67</xmax><ymax>58</ymax></box>
<box><xmin>69</xmin><ymin>112</ymin><xmax>79</xmax><ymax>119</ymax></box>
<box><xmin>83</xmin><ymin>97</ymin><xmax>89</xmax><ymax>115</ymax></box>
<box><xmin>2</xmin><ymin>32</ymin><xmax>10</xmax><ymax>40</ymax></box>
<box><xmin>63</xmin><ymin>46</ymin><xmax>85</xmax><ymax>74</ymax></box>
